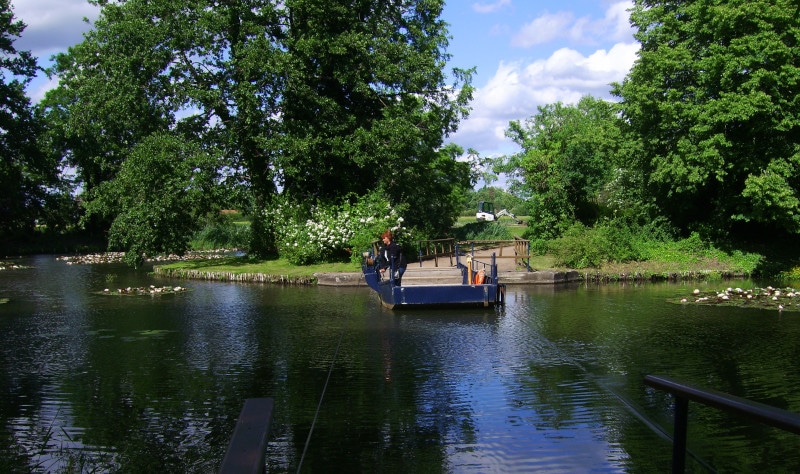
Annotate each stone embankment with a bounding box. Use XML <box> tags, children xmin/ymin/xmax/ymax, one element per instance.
<box><xmin>315</xmin><ymin>269</ymin><xmax>582</xmax><ymax>286</ymax></box>
<box><xmin>153</xmin><ymin>267</ymin><xmax>317</xmax><ymax>285</ymax></box>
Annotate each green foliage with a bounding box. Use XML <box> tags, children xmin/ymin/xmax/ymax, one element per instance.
<box><xmin>277</xmin><ymin>0</ymin><xmax>475</xmax><ymax>213</ymax></box>
<box><xmin>0</xmin><ymin>1</ymin><xmax>64</xmax><ymax>240</ymax></box>
<box><xmin>190</xmin><ymin>217</ymin><xmax>251</xmax><ymax>250</ymax></box>
<box><xmin>547</xmin><ymin>221</ymin><xmax>763</xmax><ymax>274</ymax></box>
<box><xmin>779</xmin><ymin>266</ymin><xmax>800</xmax><ymax>283</ymax></box>
<box><xmin>43</xmin><ymin>0</ymin><xmax>471</xmax><ymax>254</ymax></box>
<box><xmin>452</xmin><ymin>222</ymin><xmax>514</xmax><ymax>241</ymax></box>
<box><xmin>43</xmin><ymin>0</ymin><xmax>174</xmax><ymax>195</ymax></box>
<box><xmin>376</xmin><ymin>141</ymin><xmax>477</xmax><ymax>239</ymax></box>
<box><xmin>527</xmin><ymin>237</ymin><xmax>549</xmax><ymax>256</ymax></box>
<box><xmin>548</xmin><ymin>222</ymin><xmax>641</xmax><ymax>268</ymax></box>
<box><xmin>84</xmin><ymin>133</ymin><xmax>219</xmax><ymax>268</ymax></box>
<box><xmin>497</xmin><ymin>96</ymin><xmax>625</xmax><ymax>239</ymax></box>
<box><xmin>261</xmin><ymin>192</ymin><xmax>410</xmax><ymax>266</ymax></box>
<box><xmin>736</xmin><ymin>154</ymin><xmax>800</xmax><ymax>232</ymax></box>
<box><xmin>614</xmin><ymin>0</ymin><xmax>800</xmax><ymax>235</ymax></box>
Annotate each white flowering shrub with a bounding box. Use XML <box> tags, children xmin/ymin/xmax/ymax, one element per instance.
<box><xmin>262</xmin><ymin>192</ymin><xmax>410</xmax><ymax>265</ymax></box>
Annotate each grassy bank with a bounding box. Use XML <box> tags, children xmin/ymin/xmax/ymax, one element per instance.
<box><xmin>155</xmin><ymin>247</ymin><xmax>785</xmax><ymax>285</ymax></box>
<box><xmin>154</xmin><ymin>256</ymin><xmax>360</xmax><ymax>283</ymax></box>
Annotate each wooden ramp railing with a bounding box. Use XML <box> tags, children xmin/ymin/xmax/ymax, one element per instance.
<box><xmin>416</xmin><ymin>238</ymin><xmax>456</xmax><ymax>267</ymax></box>
<box><xmin>460</xmin><ymin>237</ymin><xmax>532</xmax><ymax>271</ymax></box>
<box><xmin>369</xmin><ymin>237</ymin><xmax>533</xmax><ymax>271</ymax></box>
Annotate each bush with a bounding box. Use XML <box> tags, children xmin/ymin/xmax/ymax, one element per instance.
<box><xmin>261</xmin><ymin>192</ymin><xmax>412</xmax><ymax>266</ymax></box>
<box><xmin>191</xmin><ymin>217</ymin><xmax>250</xmax><ymax>250</ymax></box>
<box><xmin>528</xmin><ymin>238</ymin><xmax>549</xmax><ymax>256</ymax></box>
<box><xmin>674</xmin><ymin>231</ymin><xmax>707</xmax><ymax>254</ymax></box>
<box><xmin>452</xmin><ymin>222</ymin><xmax>514</xmax><ymax>241</ymax></box>
<box><xmin>548</xmin><ymin>222</ymin><xmax>641</xmax><ymax>268</ymax></box>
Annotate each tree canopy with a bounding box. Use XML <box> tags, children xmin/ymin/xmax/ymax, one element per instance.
<box><xmin>41</xmin><ymin>0</ymin><xmax>475</xmax><ymax>258</ymax></box>
<box><xmin>613</xmin><ymin>0</ymin><xmax>800</xmax><ymax>237</ymax></box>
<box><xmin>497</xmin><ymin>96</ymin><xmax>624</xmax><ymax>238</ymax></box>
<box><xmin>83</xmin><ymin>133</ymin><xmax>220</xmax><ymax>268</ymax></box>
<box><xmin>0</xmin><ymin>0</ymin><xmax>61</xmax><ymax>240</ymax></box>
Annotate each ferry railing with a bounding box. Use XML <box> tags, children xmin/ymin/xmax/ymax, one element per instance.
<box><xmin>466</xmin><ymin>253</ymin><xmax>498</xmax><ymax>284</ymax></box>
<box><xmin>414</xmin><ymin>238</ymin><xmax>533</xmax><ymax>271</ymax></box>
<box><xmin>644</xmin><ymin>375</ymin><xmax>800</xmax><ymax>473</ymax></box>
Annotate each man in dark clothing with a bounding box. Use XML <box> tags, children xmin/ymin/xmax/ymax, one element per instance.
<box><xmin>378</xmin><ymin>230</ymin><xmax>406</xmax><ymax>286</ymax></box>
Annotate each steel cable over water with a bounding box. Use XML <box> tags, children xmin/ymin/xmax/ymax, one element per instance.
<box><xmin>504</xmin><ymin>302</ymin><xmax>716</xmax><ymax>471</ymax></box>
<box><xmin>296</xmin><ymin>274</ymin><xmax>364</xmax><ymax>473</ymax></box>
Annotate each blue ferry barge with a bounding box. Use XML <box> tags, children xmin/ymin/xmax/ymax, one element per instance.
<box><xmin>361</xmin><ymin>251</ymin><xmax>505</xmax><ymax>310</ymax></box>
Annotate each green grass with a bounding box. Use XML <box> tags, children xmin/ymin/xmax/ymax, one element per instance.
<box><xmin>157</xmin><ymin>256</ymin><xmax>360</xmax><ymax>278</ymax></box>
<box><xmin>455</xmin><ymin>216</ymin><xmax>529</xmax><ymax>236</ymax></box>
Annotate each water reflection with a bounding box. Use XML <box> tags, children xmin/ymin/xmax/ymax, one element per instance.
<box><xmin>2</xmin><ymin>257</ymin><xmax>800</xmax><ymax>472</ymax></box>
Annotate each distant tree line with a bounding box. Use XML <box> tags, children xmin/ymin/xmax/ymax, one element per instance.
<box><xmin>3</xmin><ymin>0</ymin><xmax>800</xmax><ymax>265</ymax></box>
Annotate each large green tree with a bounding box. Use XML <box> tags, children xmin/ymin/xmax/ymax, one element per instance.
<box><xmin>277</xmin><ymin>1</ymin><xmax>473</xmax><ymax>197</ymax></box>
<box><xmin>43</xmin><ymin>0</ymin><xmax>281</xmax><ymax>249</ymax></box>
<box><xmin>0</xmin><ymin>0</ymin><xmax>59</xmax><ymax>239</ymax></box>
<box><xmin>272</xmin><ymin>0</ymin><xmax>475</xmax><ymax>239</ymax></box>
<box><xmin>378</xmin><ymin>142</ymin><xmax>474</xmax><ymax>237</ymax></box>
<box><xmin>613</xmin><ymin>0</ymin><xmax>800</xmax><ymax>237</ymax></box>
<box><xmin>498</xmin><ymin>96</ymin><xmax>624</xmax><ymax>238</ymax></box>
<box><xmin>43</xmin><ymin>0</ymin><xmax>473</xmax><ymax>257</ymax></box>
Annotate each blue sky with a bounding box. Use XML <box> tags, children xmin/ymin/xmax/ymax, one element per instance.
<box><xmin>13</xmin><ymin>0</ymin><xmax>638</xmax><ymax>159</ymax></box>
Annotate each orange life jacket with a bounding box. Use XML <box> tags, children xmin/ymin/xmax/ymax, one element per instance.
<box><xmin>474</xmin><ymin>270</ymin><xmax>485</xmax><ymax>284</ymax></box>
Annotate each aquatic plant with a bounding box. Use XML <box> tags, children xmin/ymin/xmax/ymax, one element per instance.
<box><xmin>670</xmin><ymin>286</ymin><xmax>800</xmax><ymax>312</ymax></box>
<box><xmin>97</xmin><ymin>285</ymin><xmax>188</xmax><ymax>296</ymax></box>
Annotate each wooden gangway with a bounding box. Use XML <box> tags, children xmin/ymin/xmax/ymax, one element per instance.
<box><xmin>401</xmin><ymin>266</ymin><xmax>463</xmax><ymax>285</ymax></box>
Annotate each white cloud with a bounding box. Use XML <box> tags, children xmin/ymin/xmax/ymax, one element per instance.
<box><xmin>472</xmin><ymin>0</ymin><xmax>511</xmax><ymax>14</ymax></box>
<box><xmin>605</xmin><ymin>1</ymin><xmax>636</xmax><ymax>42</ymax></box>
<box><xmin>511</xmin><ymin>1</ymin><xmax>633</xmax><ymax>48</ymax></box>
<box><xmin>511</xmin><ymin>11</ymin><xmax>574</xmax><ymax>48</ymax></box>
<box><xmin>449</xmin><ymin>41</ymin><xmax>639</xmax><ymax>156</ymax></box>
<box><xmin>12</xmin><ymin>0</ymin><xmax>100</xmax><ymax>59</ymax></box>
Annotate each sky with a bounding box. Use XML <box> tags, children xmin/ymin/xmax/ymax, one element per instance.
<box><xmin>11</xmin><ymin>0</ymin><xmax>639</xmax><ymax>160</ymax></box>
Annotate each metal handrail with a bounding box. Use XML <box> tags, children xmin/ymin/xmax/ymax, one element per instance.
<box><xmin>644</xmin><ymin>375</ymin><xmax>800</xmax><ymax>473</ymax></box>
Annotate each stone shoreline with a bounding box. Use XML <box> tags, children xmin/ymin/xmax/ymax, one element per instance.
<box><xmin>153</xmin><ymin>266</ymin><xmax>317</xmax><ymax>285</ymax></box>
<box><xmin>153</xmin><ymin>267</ymin><xmax>584</xmax><ymax>286</ymax></box>
<box><xmin>155</xmin><ymin>266</ymin><xmax>740</xmax><ymax>287</ymax></box>
<box><xmin>297</xmin><ymin>269</ymin><xmax>737</xmax><ymax>287</ymax></box>
<box><xmin>306</xmin><ymin>270</ymin><xmax>583</xmax><ymax>286</ymax></box>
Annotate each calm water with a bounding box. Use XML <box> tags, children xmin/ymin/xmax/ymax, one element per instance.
<box><xmin>2</xmin><ymin>255</ymin><xmax>800</xmax><ymax>472</ymax></box>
